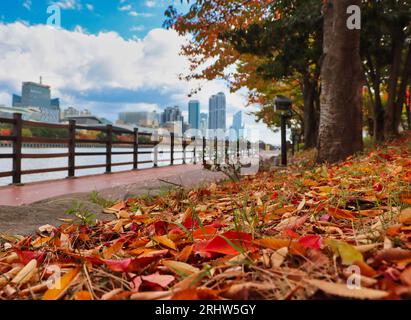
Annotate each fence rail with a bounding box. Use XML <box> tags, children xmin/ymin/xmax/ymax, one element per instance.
<box><xmin>0</xmin><ymin>113</ymin><xmax>251</xmax><ymax>185</ymax></box>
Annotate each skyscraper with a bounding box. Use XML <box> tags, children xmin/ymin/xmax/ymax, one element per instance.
<box><xmin>208</xmin><ymin>92</ymin><xmax>226</xmax><ymax>131</ymax></box>
<box><xmin>188</xmin><ymin>100</ymin><xmax>200</xmax><ymax>129</ymax></box>
<box><xmin>12</xmin><ymin>80</ymin><xmax>60</xmax><ymax>123</ymax></box>
<box><xmin>231</xmin><ymin>111</ymin><xmax>244</xmax><ymax>138</ymax></box>
<box><xmin>161</xmin><ymin>106</ymin><xmax>183</xmax><ymax>124</ymax></box>
<box><xmin>199</xmin><ymin>113</ymin><xmax>208</xmax><ymax>135</ymax></box>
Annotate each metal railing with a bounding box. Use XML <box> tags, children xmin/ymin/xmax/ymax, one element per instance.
<box><xmin>0</xmin><ymin>113</ymin><xmax>251</xmax><ymax>185</ymax></box>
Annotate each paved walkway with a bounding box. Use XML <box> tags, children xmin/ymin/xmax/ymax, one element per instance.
<box><xmin>0</xmin><ymin>164</ymin><xmax>218</xmax><ymax>206</ymax></box>
<box><xmin>0</xmin><ymin>164</ymin><xmax>226</xmax><ymax>235</ymax></box>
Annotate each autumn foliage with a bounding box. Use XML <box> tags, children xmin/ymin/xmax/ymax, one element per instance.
<box><xmin>0</xmin><ymin>132</ymin><xmax>410</xmax><ymax>300</ymax></box>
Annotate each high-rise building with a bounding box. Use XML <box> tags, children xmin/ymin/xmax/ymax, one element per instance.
<box><xmin>199</xmin><ymin>113</ymin><xmax>208</xmax><ymax>135</ymax></box>
<box><xmin>208</xmin><ymin>92</ymin><xmax>226</xmax><ymax>131</ymax></box>
<box><xmin>188</xmin><ymin>100</ymin><xmax>200</xmax><ymax>129</ymax></box>
<box><xmin>12</xmin><ymin>80</ymin><xmax>60</xmax><ymax>123</ymax></box>
<box><xmin>161</xmin><ymin>106</ymin><xmax>183</xmax><ymax>124</ymax></box>
<box><xmin>231</xmin><ymin>111</ymin><xmax>244</xmax><ymax>138</ymax></box>
<box><xmin>118</xmin><ymin>111</ymin><xmax>158</xmax><ymax>127</ymax></box>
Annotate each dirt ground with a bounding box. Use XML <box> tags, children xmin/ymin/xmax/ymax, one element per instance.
<box><xmin>0</xmin><ymin>169</ymin><xmax>225</xmax><ymax>236</ymax></box>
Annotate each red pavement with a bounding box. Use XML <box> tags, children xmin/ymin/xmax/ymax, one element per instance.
<box><xmin>0</xmin><ymin>164</ymin><xmax>204</xmax><ymax>206</ymax></box>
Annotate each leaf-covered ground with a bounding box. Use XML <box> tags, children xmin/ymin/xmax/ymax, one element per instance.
<box><xmin>1</xmin><ymin>132</ymin><xmax>410</xmax><ymax>300</ymax></box>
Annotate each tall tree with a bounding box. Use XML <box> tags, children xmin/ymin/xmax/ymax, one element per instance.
<box><xmin>165</xmin><ymin>0</ymin><xmax>323</xmax><ymax>149</ymax></box>
<box><xmin>317</xmin><ymin>0</ymin><xmax>363</xmax><ymax>163</ymax></box>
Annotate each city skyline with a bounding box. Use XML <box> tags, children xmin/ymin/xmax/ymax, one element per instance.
<box><xmin>0</xmin><ymin>2</ymin><xmax>281</xmax><ymax>144</ymax></box>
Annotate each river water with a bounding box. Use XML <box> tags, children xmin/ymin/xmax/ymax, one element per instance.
<box><xmin>0</xmin><ymin>147</ymin><xmax>190</xmax><ymax>186</ymax></box>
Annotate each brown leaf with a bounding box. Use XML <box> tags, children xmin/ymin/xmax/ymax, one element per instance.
<box><xmin>400</xmin><ymin>267</ymin><xmax>411</xmax><ymax>286</ymax></box>
<box><xmin>399</xmin><ymin>208</ymin><xmax>411</xmax><ymax>226</ymax></box>
<box><xmin>306</xmin><ymin>279</ymin><xmax>389</xmax><ymax>299</ymax></box>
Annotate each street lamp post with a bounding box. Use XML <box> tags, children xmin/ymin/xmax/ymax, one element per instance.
<box><xmin>274</xmin><ymin>96</ymin><xmax>292</xmax><ymax>166</ymax></box>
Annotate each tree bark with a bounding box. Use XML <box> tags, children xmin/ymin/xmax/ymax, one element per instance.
<box><xmin>384</xmin><ymin>29</ymin><xmax>405</xmax><ymax>138</ymax></box>
<box><xmin>394</xmin><ymin>43</ymin><xmax>411</xmax><ymax>132</ymax></box>
<box><xmin>317</xmin><ymin>0</ymin><xmax>363</xmax><ymax>163</ymax></box>
<box><xmin>303</xmin><ymin>76</ymin><xmax>319</xmax><ymax>149</ymax></box>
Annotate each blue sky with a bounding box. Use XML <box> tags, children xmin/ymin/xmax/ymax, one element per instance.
<box><xmin>0</xmin><ymin>0</ymin><xmax>187</xmax><ymax>39</ymax></box>
<box><xmin>0</xmin><ymin>0</ymin><xmax>280</xmax><ymax>144</ymax></box>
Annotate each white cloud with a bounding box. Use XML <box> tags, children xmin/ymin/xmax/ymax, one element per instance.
<box><xmin>129</xmin><ymin>11</ymin><xmax>154</xmax><ymax>18</ymax></box>
<box><xmin>145</xmin><ymin>0</ymin><xmax>156</xmax><ymax>8</ymax></box>
<box><xmin>118</xmin><ymin>4</ymin><xmax>132</xmax><ymax>11</ymax></box>
<box><xmin>85</xmin><ymin>3</ymin><xmax>93</xmax><ymax>11</ymax></box>
<box><xmin>22</xmin><ymin>0</ymin><xmax>32</xmax><ymax>10</ymax></box>
<box><xmin>130</xmin><ymin>25</ymin><xmax>145</xmax><ymax>32</ymax></box>
<box><xmin>49</xmin><ymin>0</ymin><xmax>82</xmax><ymax>10</ymax></box>
<box><xmin>0</xmin><ymin>22</ymin><xmax>278</xmax><ymax>143</ymax></box>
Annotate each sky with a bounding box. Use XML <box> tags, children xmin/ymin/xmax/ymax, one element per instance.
<box><xmin>0</xmin><ymin>0</ymin><xmax>280</xmax><ymax>144</ymax></box>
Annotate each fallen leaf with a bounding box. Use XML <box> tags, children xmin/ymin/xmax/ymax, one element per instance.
<box><xmin>306</xmin><ymin>279</ymin><xmax>389</xmax><ymax>299</ymax></box>
<box><xmin>271</xmin><ymin>247</ymin><xmax>288</xmax><ymax>267</ymax></box>
<box><xmin>400</xmin><ymin>267</ymin><xmax>411</xmax><ymax>286</ymax></box>
<box><xmin>399</xmin><ymin>208</ymin><xmax>411</xmax><ymax>225</ymax></box>
<box><xmin>299</xmin><ymin>235</ymin><xmax>322</xmax><ymax>250</ymax></box>
<box><xmin>326</xmin><ymin>239</ymin><xmax>364</xmax><ymax>266</ymax></box>
<box><xmin>204</xmin><ymin>231</ymin><xmax>256</xmax><ymax>255</ymax></box>
<box><xmin>42</xmin><ymin>268</ymin><xmax>80</xmax><ymax>300</ymax></box>
<box><xmin>153</xmin><ymin>235</ymin><xmax>177</xmax><ymax>250</ymax></box>
<box><xmin>74</xmin><ymin>290</ymin><xmax>92</xmax><ymax>300</ymax></box>
<box><xmin>11</xmin><ymin>259</ymin><xmax>37</xmax><ymax>285</ymax></box>
<box><xmin>141</xmin><ymin>273</ymin><xmax>175</xmax><ymax>288</ymax></box>
<box><xmin>162</xmin><ymin>260</ymin><xmax>200</xmax><ymax>276</ymax></box>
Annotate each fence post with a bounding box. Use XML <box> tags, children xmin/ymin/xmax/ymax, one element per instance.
<box><xmin>106</xmin><ymin>124</ymin><xmax>112</xmax><ymax>173</ymax></box>
<box><xmin>12</xmin><ymin>113</ymin><xmax>22</xmax><ymax>184</ymax></box>
<box><xmin>153</xmin><ymin>131</ymin><xmax>158</xmax><ymax>168</ymax></box>
<box><xmin>182</xmin><ymin>139</ymin><xmax>186</xmax><ymax>165</ymax></box>
<box><xmin>214</xmin><ymin>136</ymin><xmax>218</xmax><ymax>166</ymax></box>
<box><xmin>192</xmin><ymin>137</ymin><xmax>197</xmax><ymax>165</ymax></box>
<box><xmin>225</xmin><ymin>140</ymin><xmax>229</xmax><ymax>164</ymax></box>
<box><xmin>170</xmin><ymin>133</ymin><xmax>174</xmax><ymax>166</ymax></box>
<box><xmin>237</xmin><ymin>138</ymin><xmax>240</xmax><ymax>163</ymax></box>
<box><xmin>133</xmin><ymin>128</ymin><xmax>139</xmax><ymax>170</ymax></box>
<box><xmin>202</xmin><ymin>136</ymin><xmax>206</xmax><ymax>166</ymax></box>
<box><xmin>68</xmin><ymin>120</ymin><xmax>76</xmax><ymax>178</ymax></box>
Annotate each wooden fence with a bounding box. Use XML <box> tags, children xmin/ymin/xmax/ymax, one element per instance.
<box><xmin>0</xmin><ymin>113</ymin><xmax>251</xmax><ymax>185</ymax></box>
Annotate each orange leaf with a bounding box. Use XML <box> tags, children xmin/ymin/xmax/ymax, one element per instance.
<box><xmin>153</xmin><ymin>235</ymin><xmax>177</xmax><ymax>250</ymax></box>
<box><xmin>42</xmin><ymin>268</ymin><xmax>80</xmax><ymax>300</ymax></box>
<box><xmin>256</xmin><ymin>237</ymin><xmax>305</xmax><ymax>255</ymax></box>
<box><xmin>327</xmin><ymin>207</ymin><xmax>356</xmax><ymax>220</ymax></box>
<box><xmin>74</xmin><ymin>290</ymin><xmax>92</xmax><ymax>300</ymax></box>
<box><xmin>176</xmin><ymin>245</ymin><xmax>193</xmax><ymax>262</ymax></box>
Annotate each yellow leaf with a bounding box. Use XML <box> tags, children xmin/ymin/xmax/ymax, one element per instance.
<box><xmin>153</xmin><ymin>235</ymin><xmax>177</xmax><ymax>250</ymax></box>
<box><xmin>31</xmin><ymin>236</ymin><xmax>52</xmax><ymax>248</ymax></box>
<box><xmin>42</xmin><ymin>268</ymin><xmax>80</xmax><ymax>300</ymax></box>
<box><xmin>326</xmin><ymin>239</ymin><xmax>363</xmax><ymax>266</ymax></box>
<box><xmin>163</xmin><ymin>260</ymin><xmax>200</xmax><ymax>276</ymax></box>
<box><xmin>306</xmin><ymin>279</ymin><xmax>388</xmax><ymax>299</ymax></box>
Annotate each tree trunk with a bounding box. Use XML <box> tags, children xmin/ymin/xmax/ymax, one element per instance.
<box><xmin>384</xmin><ymin>30</ymin><xmax>405</xmax><ymax>138</ymax></box>
<box><xmin>303</xmin><ymin>76</ymin><xmax>319</xmax><ymax>149</ymax></box>
<box><xmin>394</xmin><ymin>43</ymin><xmax>411</xmax><ymax>132</ymax></box>
<box><xmin>317</xmin><ymin>0</ymin><xmax>363</xmax><ymax>163</ymax></box>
